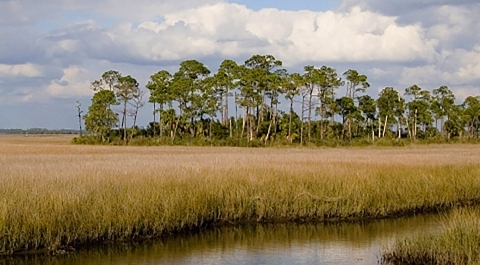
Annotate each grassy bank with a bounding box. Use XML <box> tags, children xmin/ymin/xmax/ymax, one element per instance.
<box><xmin>2</xmin><ymin>215</ymin><xmax>440</xmax><ymax>265</ymax></box>
<box><xmin>1</xmin><ymin>136</ymin><xmax>480</xmax><ymax>255</ymax></box>
<box><xmin>382</xmin><ymin>208</ymin><xmax>480</xmax><ymax>265</ymax></box>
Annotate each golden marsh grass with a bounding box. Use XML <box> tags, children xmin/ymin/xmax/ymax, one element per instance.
<box><xmin>0</xmin><ymin>135</ymin><xmax>479</xmax><ymax>254</ymax></box>
<box><xmin>383</xmin><ymin>208</ymin><xmax>480</xmax><ymax>265</ymax></box>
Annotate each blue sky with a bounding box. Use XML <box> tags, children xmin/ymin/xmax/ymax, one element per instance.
<box><xmin>0</xmin><ymin>0</ymin><xmax>479</xmax><ymax>129</ymax></box>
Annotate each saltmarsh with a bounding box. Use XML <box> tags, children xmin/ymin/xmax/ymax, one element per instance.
<box><xmin>0</xmin><ymin>135</ymin><xmax>479</xmax><ymax>255</ymax></box>
<box><xmin>382</xmin><ymin>208</ymin><xmax>480</xmax><ymax>265</ymax></box>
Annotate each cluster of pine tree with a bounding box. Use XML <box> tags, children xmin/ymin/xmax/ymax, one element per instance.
<box><xmin>79</xmin><ymin>54</ymin><xmax>480</xmax><ymax>146</ymax></box>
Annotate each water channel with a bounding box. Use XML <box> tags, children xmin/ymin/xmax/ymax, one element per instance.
<box><xmin>2</xmin><ymin>213</ymin><xmax>445</xmax><ymax>265</ymax></box>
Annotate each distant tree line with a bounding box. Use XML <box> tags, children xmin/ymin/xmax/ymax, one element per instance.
<box><xmin>0</xmin><ymin>128</ymin><xmax>81</xmax><ymax>135</ymax></box>
<box><xmin>79</xmin><ymin>54</ymin><xmax>480</xmax><ymax>146</ymax></box>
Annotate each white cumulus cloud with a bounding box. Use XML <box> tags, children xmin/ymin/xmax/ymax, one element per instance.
<box><xmin>0</xmin><ymin>63</ymin><xmax>42</xmax><ymax>77</ymax></box>
<box><xmin>45</xmin><ymin>66</ymin><xmax>95</xmax><ymax>98</ymax></box>
<box><xmin>87</xmin><ymin>3</ymin><xmax>438</xmax><ymax>66</ymax></box>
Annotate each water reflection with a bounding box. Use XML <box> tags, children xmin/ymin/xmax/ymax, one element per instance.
<box><xmin>1</xmin><ymin>214</ymin><xmax>443</xmax><ymax>265</ymax></box>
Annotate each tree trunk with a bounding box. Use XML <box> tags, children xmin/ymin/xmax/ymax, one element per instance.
<box><xmin>259</xmin><ymin>91</ymin><xmax>265</xmax><ymax>124</ymax></box>
<box><xmin>383</xmin><ymin>116</ymin><xmax>388</xmax><ymax>138</ymax></box>
<box><xmin>406</xmin><ymin>116</ymin><xmax>412</xmax><ymax>140</ymax></box>
<box><xmin>308</xmin><ymin>89</ymin><xmax>313</xmax><ymax>142</ymax></box>
<box><xmin>189</xmin><ymin>117</ymin><xmax>194</xmax><ymax>137</ymax></box>
<box><xmin>264</xmin><ymin>103</ymin><xmax>273</xmax><ymax>144</ymax></box>
<box><xmin>378</xmin><ymin>117</ymin><xmax>381</xmax><ymax>138</ymax></box>
<box><xmin>130</xmin><ymin>108</ymin><xmax>139</xmax><ymax>142</ymax></box>
<box><xmin>159</xmin><ymin>104</ymin><xmax>164</xmax><ymax>137</ymax></box>
<box><xmin>414</xmin><ymin>108</ymin><xmax>418</xmax><ymax>140</ymax></box>
<box><xmin>77</xmin><ymin>108</ymin><xmax>83</xmax><ymax>137</ymax></box>
<box><xmin>225</xmin><ymin>88</ymin><xmax>229</xmax><ymax>126</ymax></box>
<box><xmin>171</xmin><ymin>117</ymin><xmax>180</xmax><ymax>143</ymax></box>
<box><xmin>256</xmin><ymin>104</ymin><xmax>260</xmax><ymax>135</ymax></box>
<box><xmin>319</xmin><ymin>102</ymin><xmax>324</xmax><ymax>140</ymax></box>
<box><xmin>209</xmin><ymin>119</ymin><xmax>212</xmax><ymax>138</ymax></box>
<box><xmin>220</xmin><ymin>90</ymin><xmax>225</xmax><ymax>126</ymax></box>
<box><xmin>470</xmin><ymin>120</ymin><xmax>473</xmax><ymax>139</ymax></box>
<box><xmin>300</xmin><ymin>94</ymin><xmax>305</xmax><ymax>146</ymax></box>
<box><xmin>289</xmin><ymin>98</ymin><xmax>293</xmax><ymax>143</ymax></box>
<box><xmin>123</xmin><ymin>102</ymin><xmax>127</xmax><ymax>144</ymax></box>
<box><xmin>475</xmin><ymin>116</ymin><xmax>478</xmax><ymax>138</ymax></box>
<box><xmin>330</xmin><ymin>86</ymin><xmax>336</xmax><ymax>127</ymax></box>
<box><xmin>441</xmin><ymin>117</ymin><xmax>444</xmax><ymax>137</ymax></box>
<box><xmin>250</xmin><ymin>106</ymin><xmax>254</xmax><ymax>140</ymax></box>
<box><xmin>372</xmin><ymin>122</ymin><xmax>375</xmax><ymax>142</ymax></box>
<box><xmin>273</xmin><ymin>102</ymin><xmax>278</xmax><ymax>138</ymax></box>
<box><xmin>320</xmin><ymin>119</ymin><xmax>324</xmax><ymax>140</ymax></box>
<box><xmin>220</xmin><ymin>96</ymin><xmax>225</xmax><ymax>127</ymax></box>
<box><xmin>265</xmin><ymin>121</ymin><xmax>272</xmax><ymax>145</ymax></box>
<box><xmin>355</xmin><ymin>122</ymin><xmax>358</xmax><ymax>138</ymax></box>
<box><xmin>366</xmin><ymin>118</ymin><xmax>370</xmax><ymax>141</ymax></box>
<box><xmin>153</xmin><ymin>102</ymin><xmax>156</xmax><ymax>137</ymax></box>
<box><xmin>397</xmin><ymin>119</ymin><xmax>401</xmax><ymax>139</ymax></box>
<box><xmin>348</xmin><ymin>118</ymin><xmax>352</xmax><ymax>141</ymax></box>
<box><xmin>241</xmin><ymin>106</ymin><xmax>247</xmax><ymax>139</ymax></box>
<box><xmin>234</xmin><ymin>92</ymin><xmax>238</xmax><ymax>124</ymax></box>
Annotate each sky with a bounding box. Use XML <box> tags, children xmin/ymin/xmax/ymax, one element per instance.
<box><xmin>0</xmin><ymin>0</ymin><xmax>479</xmax><ymax>129</ymax></box>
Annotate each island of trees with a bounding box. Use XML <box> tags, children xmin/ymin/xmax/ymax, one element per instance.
<box><xmin>78</xmin><ymin>54</ymin><xmax>480</xmax><ymax>146</ymax></box>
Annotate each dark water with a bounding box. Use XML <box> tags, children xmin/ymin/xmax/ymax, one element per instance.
<box><xmin>2</xmin><ymin>215</ymin><xmax>443</xmax><ymax>265</ymax></box>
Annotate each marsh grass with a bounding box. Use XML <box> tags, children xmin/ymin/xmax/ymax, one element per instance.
<box><xmin>1</xmin><ymin>135</ymin><xmax>480</xmax><ymax>255</ymax></box>
<box><xmin>1</xmin><ymin>214</ymin><xmax>442</xmax><ymax>265</ymax></box>
<box><xmin>382</xmin><ymin>208</ymin><xmax>480</xmax><ymax>265</ymax></box>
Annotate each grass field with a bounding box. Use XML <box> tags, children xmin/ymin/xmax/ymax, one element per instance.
<box><xmin>0</xmin><ymin>135</ymin><xmax>480</xmax><ymax>255</ymax></box>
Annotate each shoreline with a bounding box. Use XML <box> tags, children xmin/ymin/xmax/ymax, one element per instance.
<box><xmin>4</xmin><ymin>200</ymin><xmax>479</xmax><ymax>257</ymax></box>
